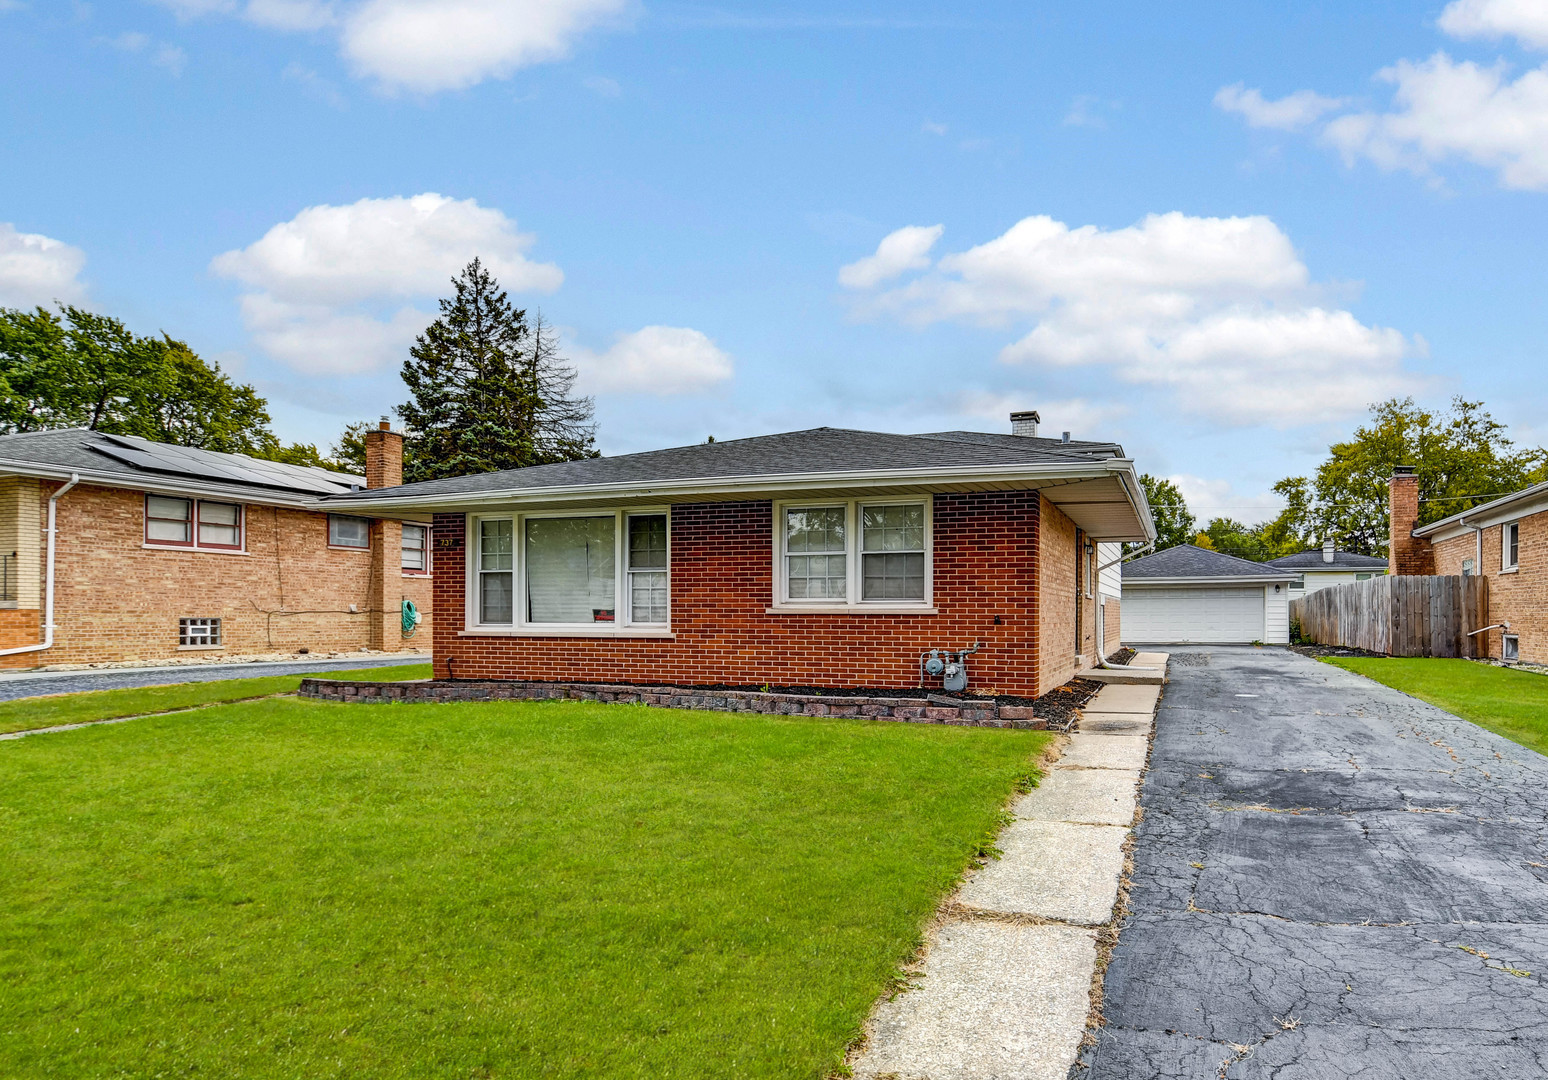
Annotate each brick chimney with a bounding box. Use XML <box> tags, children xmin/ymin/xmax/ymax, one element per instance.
<box><xmin>1010</xmin><ymin>410</ymin><xmax>1040</xmax><ymax>437</ymax></box>
<box><xmin>363</xmin><ymin>417</ymin><xmax>406</xmax><ymax>652</ymax></box>
<box><xmin>1388</xmin><ymin>465</ymin><xmax>1433</xmax><ymax>576</ymax></box>
<box><xmin>1322</xmin><ymin>536</ymin><xmax>1336</xmax><ymax>563</ymax></box>
<box><xmin>363</xmin><ymin>416</ymin><xmax>403</xmax><ymax>489</ymax></box>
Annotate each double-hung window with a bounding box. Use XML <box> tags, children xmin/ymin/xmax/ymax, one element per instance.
<box><xmin>777</xmin><ymin>500</ymin><xmax>930</xmax><ymax>608</ymax></box>
<box><xmin>402</xmin><ymin>524</ymin><xmax>429</xmax><ymax>574</ymax></box>
<box><xmin>145</xmin><ymin>495</ymin><xmax>244</xmax><ymax>551</ymax></box>
<box><xmin>1504</xmin><ymin>522</ymin><xmax>1520</xmax><ymax>571</ymax></box>
<box><xmin>470</xmin><ymin>510</ymin><xmax>670</xmax><ymax>631</ymax></box>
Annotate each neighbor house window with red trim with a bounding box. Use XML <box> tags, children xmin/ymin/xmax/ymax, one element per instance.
<box><xmin>401</xmin><ymin>524</ymin><xmax>429</xmax><ymax>574</ymax></box>
<box><xmin>145</xmin><ymin>496</ymin><xmax>194</xmax><ymax>547</ymax></box>
<box><xmin>197</xmin><ymin>501</ymin><xmax>242</xmax><ymax>549</ymax></box>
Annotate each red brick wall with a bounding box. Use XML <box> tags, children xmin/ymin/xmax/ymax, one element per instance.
<box><xmin>1</xmin><ymin>481</ymin><xmax>432</xmax><ymax>667</ymax></box>
<box><xmin>1431</xmin><ymin>510</ymin><xmax>1547</xmax><ymax>664</ymax></box>
<box><xmin>431</xmin><ymin>491</ymin><xmax>1062</xmax><ymax>696</ymax></box>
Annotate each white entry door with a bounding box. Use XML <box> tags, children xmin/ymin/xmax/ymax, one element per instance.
<box><xmin>1122</xmin><ymin>586</ymin><xmax>1266</xmax><ymax>643</ymax></box>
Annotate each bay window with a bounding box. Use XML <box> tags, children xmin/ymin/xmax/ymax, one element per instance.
<box><xmin>776</xmin><ymin>500</ymin><xmax>931</xmax><ymax>608</ymax></box>
<box><xmin>469</xmin><ymin>510</ymin><xmax>670</xmax><ymax>631</ymax></box>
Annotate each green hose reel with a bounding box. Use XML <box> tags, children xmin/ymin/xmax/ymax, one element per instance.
<box><xmin>401</xmin><ymin>598</ymin><xmax>421</xmax><ymax>636</ymax></box>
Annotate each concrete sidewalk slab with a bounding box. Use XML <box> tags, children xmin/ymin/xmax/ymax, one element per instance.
<box><xmin>1078</xmin><ymin>712</ymin><xmax>1154</xmax><ymax>736</ymax></box>
<box><xmin>1059</xmin><ymin>732</ymin><xmax>1150</xmax><ymax>771</ymax></box>
<box><xmin>1087</xmin><ymin>683</ymin><xmax>1161</xmax><ymax>714</ymax></box>
<box><xmin>957</xmin><ymin>820</ymin><xmax>1129</xmax><ymax>924</ymax></box>
<box><xmin>1016</xmin><ymin>768</ymin><xmax>1141</xmax><ymax>826</ymax></box>
<box><xmin>853</xmin><ymin>921</ymin><xmax>1097</xmax><ymax>1080</ymax></box>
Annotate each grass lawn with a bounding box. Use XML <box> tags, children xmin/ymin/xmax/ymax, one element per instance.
<box><xmin>1323</xmin><ymin>657</ymin><xmax>1548</xmax><ymax>754</ymax></box>
<box><xmin>0</xmin><ymin>696</ymin><xmax>1050</xmax><ymax>1079</ymax></box>
<box><xmin>0</xmin><ymin>662</ymin><xmax>432</xmax><ymax>735</ymax></box>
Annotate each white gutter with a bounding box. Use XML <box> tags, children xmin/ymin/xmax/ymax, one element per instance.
<box><xmin>0</xmin><ymin>473</ymin><xmax>79</xmax><ymax>658</ymax></box>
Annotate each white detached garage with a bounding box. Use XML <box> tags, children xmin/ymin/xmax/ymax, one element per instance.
<box><xmin>1121</xmin><ymin>544</ymin><xmax>1296</xmax><ymax>644</ymax></box>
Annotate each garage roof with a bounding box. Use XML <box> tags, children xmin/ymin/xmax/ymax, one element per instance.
<box><xmin>1265</xmin><ymin>549</ymin><xmax>1389</xmax><ymax>571</ymax></box>
<box><xmin>1125</xmin><ymin>544</ymin><xmax>1296</xmax><ymax>583</ymax></box>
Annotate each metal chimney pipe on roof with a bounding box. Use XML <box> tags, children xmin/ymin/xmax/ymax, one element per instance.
<box><xmin>1010</xmin><ymin>410</ymin><xmax>1040</xmax><ymax>437</ymax></box>
<box><xmin>1061</xmin><ymin>431</ymin><xmax>1071</xmax><ymax>444</ymax></box>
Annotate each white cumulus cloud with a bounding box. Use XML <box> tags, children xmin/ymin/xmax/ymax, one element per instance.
<box><xmin>844</xmin><ymin>212</ymin><xmax>1417</xmax><ymax>428</ymax></box>
<box><xmin>571</xmin><ymin>325</ymin><xmax>733</xmax><ymax>394</ymax></box>
<box><xmin>838</xmin><ymin>224</ymin><xmax>943</xmax><ymax>289</ymax></box>
<box><xmin>211</xmin><ymin>193</ymin><xmax>561</xmax><ymax>374</ymax></box>
<box><xmin>1438</xmin><ymin>0</ymin><xmax>1548</xmax><ymax>49</ymax></box>
<box><xmin>0</xmin><ymin>223</ymin><xmax>88</xmax><ymax>307</ymax></box>
<box><xmin>157</xmin><ymin>0</ymin><xmax>630</xmax><ymax>93</ymax></box>
<box><xmin>1213</xmin><ymin>83</ymin><xmax>1348</xmax><ymax>130</ymax></box>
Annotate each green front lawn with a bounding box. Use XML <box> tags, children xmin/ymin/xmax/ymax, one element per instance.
<box><xmin>1322</xmin><ymin>657</ymin><xmax>1548</xmax><ymax>754</ymax></box>
<box><xmin>0</xmin><ymin>662</ymin><xmax>432</xmax><ymax>734</ymax></box>
<box><xmin>0</xmin><ymin>696</ymin><xmax>1048</xmax><ymax>1079</ymax></box>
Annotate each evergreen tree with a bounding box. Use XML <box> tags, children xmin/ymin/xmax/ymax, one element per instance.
<box><xmin>398</xmin><ymin>259</ymin><xmax>597</xmax><ymax>483</ymax></box>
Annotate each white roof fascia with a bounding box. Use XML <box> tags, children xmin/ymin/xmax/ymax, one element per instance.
<box><xmin>1414</xmin><ymin>482</ymin><xmax>1548</xmax><ymax>539</ymax></box>
<box><xmin>1122</xmin><ymin>575</ymin><xmax>1292</xmax><ymax>587</ymax></box>
<box><xmin>324</xmin><ymin>457</ymin><xmax>1152</xmax><ymax>522</ymax></box>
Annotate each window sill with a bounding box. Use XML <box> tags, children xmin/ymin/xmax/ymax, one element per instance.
<box><xmin>765</xmin><ymin>605</ymin><xmax>937</xmax><ymax>615</ymax></box>
<box><xmin>402</xmin><ymin>571</ymin><xmax>430</xmax><ymax>578</ymax></box>
<box><xmin>459</xmin><ymin>627</ymin><xmax>675</xmax><ymax>639</ymax></box>
<box><xmin>1502</xmin><ymin>567</ymin><xmax>1519</xmax><ymax>575</ymax></box>
<box><xmin>328</xmin><ymin>545</ymin><xmax>371</xmax><ymax>553</ymax></box>
<box><xmin>143</xmin><ymin>544</ymin><xmax>250</xmax><ymax>556</ymax></box>
<box><xmin>177</xmin><ymin>644</ymin><xmax>225</xmax><ymax>652</ymax></box>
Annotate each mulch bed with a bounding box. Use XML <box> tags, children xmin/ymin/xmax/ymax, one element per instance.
<box><xmin>1290</xmin><ymin>644</ymin><xmax>1388</xmax><ymax>659</ymax></box>
<box><xmin>1106</xmin><ymin>647</ymin><xmax>1138</xmax><ymax>665</ymax></box>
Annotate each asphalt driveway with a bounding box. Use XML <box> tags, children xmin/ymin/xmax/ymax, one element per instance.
<box><xmin>1083</xmin><ymin>645</ymin><xmax>1548</xmax><ymax>1079</ymax></box>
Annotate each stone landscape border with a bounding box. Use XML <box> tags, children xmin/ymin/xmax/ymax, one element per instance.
<box><xmin>297</xmin><ymin>677</ymin><xmax>1048</xmax><ymax>729</ymax></box>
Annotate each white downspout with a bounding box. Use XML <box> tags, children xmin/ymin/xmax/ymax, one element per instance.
<box><xmin>0</xmin><ymin>473</ymin><xmax>79</xmax><ymax>658</ymax></box>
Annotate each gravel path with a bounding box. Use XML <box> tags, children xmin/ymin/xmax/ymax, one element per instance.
<box><xmin>0</xmin><ymin>655</ymin><xmax>428</xmax><ymax>703</ymax></box>
<box><xmin>1082</xmin><ymin>645</ymin><xmax>1548</xmax><ymax>1079</ymax></box>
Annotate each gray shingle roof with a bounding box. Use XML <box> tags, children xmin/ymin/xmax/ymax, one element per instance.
<box><xmin>0</xmin><ymin>428</ymin><xmax>363</xmax><ymax>497</ymax></box>
<box><xmin>1124</xmin><ymin>544</ymin><xmax>1295</xmax><ymax>580</ymax></box>
<box><xmin>327</xmin><ymin>426</ymin><xmax>1128</xmax><ymax>502</ymax></box>
<box><xmin>1265</xmin><ymin>549</ymin><xmax>1389</xmax><ymax>570</ymax></box>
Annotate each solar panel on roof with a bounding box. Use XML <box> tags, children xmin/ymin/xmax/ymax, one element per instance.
<box><xmin>93</xmin><ymin>434</ymin><xmax>361</xmax><ymax>496</ymax></box>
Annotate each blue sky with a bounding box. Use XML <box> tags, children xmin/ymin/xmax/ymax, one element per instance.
<box><xmin>4</xmin><ymin>0</ymin><xmax>1547</xmax><ymax>523</ymax></box>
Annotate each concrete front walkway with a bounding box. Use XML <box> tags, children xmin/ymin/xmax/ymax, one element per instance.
<box><xmin>851</xmin><ymin>654</ymin><xmax>1167</xmax><ymax>1080</ymax></box>
<box><xmin>1084</xmin><ymin>645</ymin><xmax>1548</xmax><ymax>1079</ymax></box>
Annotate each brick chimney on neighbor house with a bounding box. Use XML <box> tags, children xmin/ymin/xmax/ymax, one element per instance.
<box><xmin>1010</xmin><ymin>410</ymin><xmax>1041</xmax><ymax>437</ymax></box>
<box><xmin>363</xmin><ymin>417</ymin><xmax>406</xmax><ymax>651</ymax></box>
<box><xmin>364</xmin><ymin>416</ymin><xmax>403</xmax><ymax>489</ymax></box>
<box><xmin>1388</xmin><ymin>465</ymin><xmax>1434</xmax><ymax>576</ymax></box>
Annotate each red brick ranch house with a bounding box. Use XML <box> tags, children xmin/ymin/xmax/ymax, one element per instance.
<box><xmin>320</xmin><ymin>417</ymin><xmax>1154</xmax><ymax>698</ymax></box>
<box><xmin>1390</xmin><ymin>466</ymin><xmax>1547</xmax><ymax>664</ymax></box>
<box><xmin>0</xmin><ymin>423</ymin><xmax>431</xmax><ymax>668</ymax></box>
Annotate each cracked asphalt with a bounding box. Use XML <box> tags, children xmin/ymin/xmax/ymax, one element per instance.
<box><xmin>1080</xmin><ymin>645</ymin><xmax>1548</xmax><ymax>1079</ymax></box>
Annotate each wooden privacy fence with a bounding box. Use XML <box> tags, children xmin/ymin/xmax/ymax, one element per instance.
<box><xmin>1290</xmin><ymin>575</ymin><xmax>1488</xmax><ymax>658</ymax></box>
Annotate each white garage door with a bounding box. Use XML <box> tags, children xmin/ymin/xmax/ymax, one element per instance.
<box><xmin>1122</xmin><ymin>586</ymin><xmax>1266</xmax><ymax>643</ymax></box>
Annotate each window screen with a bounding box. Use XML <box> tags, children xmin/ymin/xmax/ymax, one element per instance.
<box><xmin>1506</xmin><ymin>523</ymin><xmax>1520</xmax><ymax>569</ymax></box>
<box><xmin>627</xmin><ymin>515</ymin><xmax>668</xmax><ymax>624</ymax></box>
<box><xmin>402</xmin><ymin>524</ymin><xmax>428</xmax><ymax>572</ymax></box>
<box><xmin>197</xmin><ymin>501</ymin><xmax>241</xmax><ymax>547</ymax></box>
<box><xmin>147</xmin><ymin>496</ymin><xmax>193</xmax><ymax>544</ymax></box>
<box><xmin>525</xmin><ymin>516</ymin><xmax>616</xmax><ymax>623</ymax></box>
<box><xmin>329</xmin><ymin>515</ymin><xmax>370</xmax><ymax>548</ymax></box>
<box><xmin>860</xmin><ymin>504</ymin><xmax>925</xmax><ymax>601</ymax></box>
<box><xmin>785</xmin><ymin>506</ymin><xmax>846</xmax><ymax>599</ymax></box>
<box><xmin>479</xmin><ymin>519</ymin><xmax>514</xmax><ymax>624</ymax></box>
<box><xmin>179</xmin><ymin>617</ymin><xmax>221</xmax><ymax>647</ymax></box>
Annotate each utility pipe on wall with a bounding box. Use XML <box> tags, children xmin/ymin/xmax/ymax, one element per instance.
<box><xmin>0</xmin><ymin>473</ymin><xmax>80</xmax><ymax>658</ymax></box>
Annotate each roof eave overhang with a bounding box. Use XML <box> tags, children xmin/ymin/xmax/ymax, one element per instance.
<box><xmin>1123</xmin><ymin>575</ymin><xmax>1293</xmax><ymax>586</ymax></box>
<box><xmin>1414</xmin><ymin>483</ymin><xmax>1548</xmax><ymax>538</ymax></box>
<box><xmin>322</xmin><ymin>458</ymin><xmax>1158</xmax><ymax>541</ymax></box>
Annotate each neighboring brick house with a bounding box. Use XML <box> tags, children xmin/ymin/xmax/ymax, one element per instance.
<box><xmin>1390</xmin><ymin>467</ymin><xmax>1547</xmax><ymax>664</ymax></box>
<box><xmin>322</xmin><ymin>416</ymin><xmax>1154</xmax><ymax>698</ymax></box>
<box><xmin>0</xmin><ymin>423</ymin><xmax>431</xmax><ymax>668</ymax></box>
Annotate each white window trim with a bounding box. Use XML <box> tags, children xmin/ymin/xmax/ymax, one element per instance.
<box><xmin>770</xmin><ymin>498</ymin><xmax>934</xmax><ymax>613</ymax></box>
<box><xmin>401</xmin><ymin>522</ymin><xmax>431</xmax><ymax>576</ymax></box>
<box><xmin>1502</xmin><ymin>521</ymin><xmax>1520</xmax><ymax>573</ymax></box>
<box><xmin>464</xmin><ymin>508</ymin><xmax>672</xmax><ymax>635</ymax></box>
